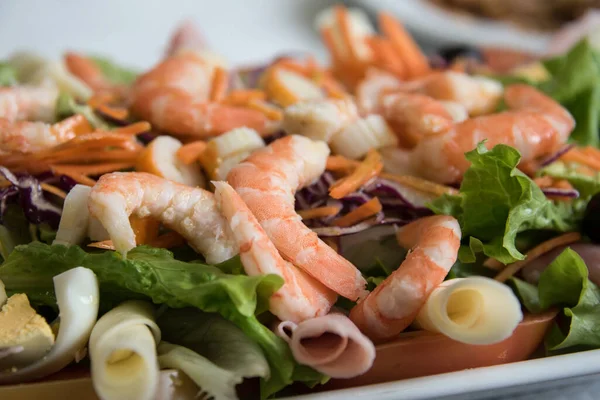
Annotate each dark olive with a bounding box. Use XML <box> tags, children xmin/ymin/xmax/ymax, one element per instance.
<box><xmin>437</xmin><ymin>45</ymin><xmax>483</xmax><ymax>63</ymax></box>
<box><xmin>582</xmin><ymin>192</ymin><xmax>600</xmax><ymax>243</ymax></box>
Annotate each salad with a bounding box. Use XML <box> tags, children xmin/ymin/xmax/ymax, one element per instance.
<box><xmin>1</xmin><ymin>4</ymin><xmax>600</xmax><ymax>400</ymax></box>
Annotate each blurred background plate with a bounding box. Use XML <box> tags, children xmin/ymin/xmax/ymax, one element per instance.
<box><xmin>357</xmin><ymin>0</ymin><xmax>551</xmax><ymax>53</ymax></box>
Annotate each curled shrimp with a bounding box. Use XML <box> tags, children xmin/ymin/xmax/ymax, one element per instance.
<box><xmin>129</xmin><ymin>52</ymin><xmax>273</xmax><ymax>138</ymax></box>
<box><xmin>350</xmin><ymin>215</ymin><xmax>461</xmax><ymax>342</ymax></box>
<box><xmin>88</xmin><ymin>172</ymin><xmax>236</xmax><ymax>264</ymax></box>
<box><xmin>227</xmin><ymin>135</ymin><xmax>367</xmax><ymax>301</ymax></box>
<box><xmin>0</xmin><ymin>85</ymin><xmax>59</xmax><ymax>122</ymax></box>
<box><xmin>382</xmin><ymin>84</ymin><xmax>575</xmax><ymax>183</ymax></box>
<box><xmin>214</xmin><ymin>181</ymin><xmax>336</xmax><ymax>322</ymax></box>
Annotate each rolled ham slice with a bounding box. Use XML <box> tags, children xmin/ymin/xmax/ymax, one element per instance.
<box><xmin>275</xmin><ymin>313</ymin><xmax>375</xmax><ymax>379</ymax></box>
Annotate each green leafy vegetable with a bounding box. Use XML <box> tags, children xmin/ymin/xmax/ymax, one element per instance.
<box><xmin>157</xmin><ymin>308</ymin><xmax>270</xmax><ymax>380</ymax></box>
<box><xmin>429</xmin><ymin>143</ymin><xmax>578</xmax><ymax>264</ymax></box>
<box><xmin>0</xmin><ymin>63</ymin><xmax>18</xmax><ymax>86</ymax></box>
<box><xmin>0</xmin><ymin>243</ymin><xmax>325</xmax><ymax>398</ymax></box>
<box><xmin>510</xmin><ymin>248</ymin><xmax>600</xmax><ymax>351</ymax></box>
<box><xmin>89</xmin><ymin>55</ymin><xmax>138</xmax><ymax>85</ymax></box>
<box><xmin>157</xmin><ymin>342</ymin><xmax>241</xmax><ymax>400</ymax></box>
<box><xmin>540</xmin><ymin>161</ymin><xmax>600</xmax><ymax>200</ymax></box>
<box><xmin>55</xmin><ymin>93</ymin><xmax>110</xmax><ymax>129</ymax></box>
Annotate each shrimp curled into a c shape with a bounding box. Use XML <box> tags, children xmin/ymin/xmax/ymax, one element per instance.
<box><xmin>350</xmin><ymin>215</ymin><xmax>461</xmax><ymax>342</ymax></box>
<box><xmin>227</xmin><ymin>135</ymin><xmax>368</xmax><ymax>301</ymax></box>
<box><xmin>88</xmin><ymin>172</ymin><xmax>236</xmax><ymax>264</ymax></box>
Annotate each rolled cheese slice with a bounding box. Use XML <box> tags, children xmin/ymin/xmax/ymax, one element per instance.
<box><xmin>0</xmin><ymin>278</ymin><xmax>7</xmax><ymax>306</ymax></box>
<box><xmin>89</xmin><ymin>301</ymin><xmax>161</xmax><ymax>400</ymax></box>
<box><xmin>0</xmin><ymin>267</ymin><xmax>99</xmax><ymax>384</ymax></box>
<box><xmin>414</xmin><ymin>277</ymin><xmax>523</xmax><ymax>345</ymax></box>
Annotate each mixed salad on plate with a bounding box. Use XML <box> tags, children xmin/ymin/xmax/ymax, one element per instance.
<box><xmin>1</xmin><ymin>4</ymin><xmax>600</xmax><ymax>400</ymax></box>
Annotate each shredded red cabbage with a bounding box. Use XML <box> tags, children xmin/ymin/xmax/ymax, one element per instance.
<box><xmin>539</xmin><ymin>144</ymin><xmax>576</xmax><ymax>167</ymax></box>
<box><xmin>296</xmin><ymin>173</ymin><xmax>433</xmax><ymax>238</ymax></box>
<box><xmin>542</xmin><ymin>187</ymin><xmax>580</xmax><ymax>198</ymax></box>
<box><xmin>0</xmin><ymin>167</ymin><xmax>63</xmax><ymax>228</ymax></box>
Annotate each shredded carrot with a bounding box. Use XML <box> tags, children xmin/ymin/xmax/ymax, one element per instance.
<box><xmin>112</xmin><ymin>121</ymin><xmax>152</xmax><ymax>136</ymax></box>
<box><xmin>222</xmin><ymin>90</ymin><xmax>266</xmax><ymax>106</ymax></box>
<box><xmin>53</xmin><ymin>114</ymin><xmax>93</xmax><ymax>136</ymax></box>
<box><xmin>88</xmin><ymin>240</ymin><xmax>115</xmax><ymax>250</ymax></box>
<box><xmin>321</xmin><ymin>27</ymin><xmax>345</xmax><ymax>67</ymax></box>
<box><xmin>366</xmin><ymin>37</ymin><xmax>406</xmax><ymax>78</ymax></box>
<box><xmin>176</xmin><ymin>140</ymin><xmax>206</xmax><ymax>165</ymax></box>
<box><xmin>534</xmin><ymin>176</ymin><xmax>554</xmax><ymax>188</ymax></box>
<box><xmin>379</xmin><ymin>12</ymin><xmax>431</xmax><ymax>78</ymax></box>
<box><xmin>247</xmin><ymin>100</ymin><xmax>283</xmax><ymax>121</ymax></box>
<box><xmin>581</xmin><ymin>146</ymin><xmax>600</xmax><ymax>158</ymax></box>
<box><xmin>380</xmin><ymin>173</ymin><xmax>458</xmax><ymax>196</ymax></box>
<box><xmin>43</xmin><ymin>150</ymin><xmax>139</xmax><ymax>164</ymax></box>
<box><xmin>560</xmin><ymin>148</ymin><xmax>600</xmax><ymax>170</ymax></box>
<box><xmin>210</xmin><ymin>66</ymin><xmax>228</xmax><ymax>102</ymax></box>
<box><xmin>334</xmin><ymin>5</ymin><xmax>359</xmax><ymax>63</ymax></box>
<box><xmin>275</xmin><ymin>59</ymin><xmax>311</xmax><ymax>76</ymax></box>
<box><xmin>494</xmin><ymin>232</ymin><xmax>582</xmax><ymax>282</ymax></box>
<box><xmin>52</xmin><ymin>161</ymin><xmax>134</xmax><ymax>176</ymax></box>
<box><xmin>40</xmin><ymin>183</ymin><xmax>67</xmax><ymax>199</ymax></box>
<box><xmin>96</xmin><ymin>104</ymin><xmax>129</xmax><ymax>120</ymax></box>
<box><xmin>333</xmin><ymin>197</ymin><xmax>382</xmax><ymax>227</ymax></box>
<box><xmin>326</xmin><ymin>155</ymin><xmax>359</xmax><ymax>173</ymax></box>
<box><xmin>329</xmin><ymin>149</ymin><xmax>383</xmax><ymax>199</ymax></box>
<box><xmin>87</xmin><ymin>91</ymin><xmax>116</xmax><ymax>109</ymax></box>
<box><xmin>483</xmin><ymin>257</ymin><xmax>504</xmax><ymax>271</ymax></box>
<box><xmin>298</xmin><ymin>206</ymin><xmax>341</xmax><ymax>220</ymax></box>
<box><xmin>130</xmin><ymin>216</ymin><xmax>160</xmax><ymax>245</ymax></box>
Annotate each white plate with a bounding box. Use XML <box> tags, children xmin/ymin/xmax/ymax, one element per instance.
<box><xmin>283</xmin><ymin>348</ymin><xmax>600</xmax><ymax>399</ymax></box>
<box><xmin>362</xmin><ymin>0</ymin><xmax>551</xmax><ymax>53</ymax></box>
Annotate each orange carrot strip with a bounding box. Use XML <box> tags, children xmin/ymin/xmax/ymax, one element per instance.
<box><xmin>329</xmin><ymin>149</ymin><xmax>383</xmax><ymax>199</ymax></box>
<box><xmin>130</xmin><ymin>216</ymin><xmax>160</xmax><ymax>245</ymax></box>
<box><xmin>54</xmin><ymin>170</ymin><xmax>96</xmax><ymax>186</ymax></box>
<box><xmin>560</xmin><ymin>149</ymin><xmax>600</xmax><ymax>170</ymax></box>
<box><xmin>210</xmin><ymin>67</ymin><xmax>228</xmax><ymax>102</ymax></box>
<box><xmin>326</xmin><ymin>155</ymin><xmax>360</xmax><ymax>173</ymax></box>
<box><xmin>97</xmin><ymin>104</ymin><xmax>129</xmax><ymax>120</ymax></box>
<box><xmin>321</xmin><ymin>27</ymin><xmax>345</xmax><ymax>66</ymax></box>
<box><xmin>42</xmin><ymin>150</ymin><xmax>139</xmax><ymax>164</ymax></box>
<box><xmin>494</xmin><ymin>232</ymin><xmax>582</xmax><ymax>282</ymax></box>
<box><xmin>379</xmin><ymin>12</ymin><xmax>431</xmax><ymax>78</ymax></box>
<box><xmin>298</xmin><ymin>206</ymin><xmax>342</xmax><ymax>220</ymax></box>
<box><xmin>275</xmin><ymin>59</ymin><xmax>311</xmax><ymax>76</ymax></box>
<box><xmin>40</xmin><ymin>183</ymin><xmax>67</xmax><ymax>199</ymax></box>
<box><xmin>380</xmin><ymin>172</ymin><xmax>458</xmax><ymax>196</ymax></box>
<box><xmin>366</xmin><ymin>37</ymin><xmax>406</xmax><ymax>78</ymax></box>
<box><xmin>335</xmin><ymin>5</ymin><xmax>359</xmax><ymax>63</ymax></box>
<box><xmin>534</xmin><ymin>176</ymin><xmax>554</xmax><ymax>188</ymax></box>
<box><xmin>52</xmin><ymin>161</ymin><xmax>134</xmax><ymax>175</ymax></box>
<box><xmin>581</xmin><ymin>146</ymin><xmax>600</xmax><ymax>158</ymax></box>
<box><xmin>483</xmin><ymin>258</ymin><xmax>504</xmax><ymax>271</ymax></box>
<box><xmin>333</xmin><ymin>197</ymin><xmax>382</xmax><ymax>227</ymax></box>
<box><xmin>222</xmin><ymin>90</ymin><xmax>266</xmax><ymax>106</ymax></box>
<box><xmin>247</xmin><ymin>100</ymin><xmax>283</xmax><ymax>121</ymax></box>
<box><xmin>87</xmin><ymin>92</ymin><xmax>116</xmax><ymax>108</ymax></box>
<box><xmin>112</xmin><ymin>121</ymin><xmax>152</xmax><ymax>136</ymax></box>
<box><xmin>88</xmin><ymin>240</ymin><xmax>115</xmax><ymax>250</ymax></box>
<box><xmin>176</xmin><ymin>140</ymin><xmax>207</xmax><ymax>165</ymax></box>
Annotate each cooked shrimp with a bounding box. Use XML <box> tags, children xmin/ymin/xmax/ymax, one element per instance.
<box><xmin>214</xmin><ymin>181</ymin><xmax>336</xmax><ymax>322</ymax></box>
<box><xmin>88</xmin><ymin>172</ymin><xmax>236</xmax><ymax>264</ymax></box>
<box><xmin>0</xmin><ymin>114</ymin><xmax>86</xmax><ymax>154</ymax></box>
<box><xmin>381</xmin><ymin>92</ymin><xmax>454</xmax><ymax>148</ymax></box>
<box><xmin>349</xmin><ymin>215</ymin><xmax>461</xmax><ymax>342</ymax></box>
<box><xmin>356</xmin><ymin>70</ymin><xmax>502</xmax><ymax>117</ymax></box>
<box><xmin>129</xmin><ymin>52</ymin><xmax>272</xmax><ymax>137</ymax></box>
<box><xmin>382</xmin><ymin>84</ymin><xmax>575</xmax><ymax>184</ymax></box>
<box><xmin>227</xmin><ymin>135</ymin><xmax>368</xmax><ymax>300</ymax></box>
<box><xmin>0</xmin><ymin>85</ymin><xmax>59</xmax><ymax>122</ymax></box>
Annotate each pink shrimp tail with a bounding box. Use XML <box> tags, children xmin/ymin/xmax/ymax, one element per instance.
<box><xmin>274</xmin><ymin>313</ymin><xmax>376</xmax><ymax>378</ymax></box>
<box><xmin>350</xmin><ymin>215</ymin><xmax>461</xmax><ymax>342</ymax></box>
<box><xmin>165</xmin><ymin>20</ymin><xmax>207</xmax><ymax>57</ymax></box>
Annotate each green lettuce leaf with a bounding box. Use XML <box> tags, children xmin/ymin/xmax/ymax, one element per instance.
<box><xmin>0</xmin><ymin>243</ymin><xmax>326</xmax><ymax>398</ymax></box>
<box><xmin>0</xmin><ymin>63</ymin><xmax>18</xmax><ymax>86</ymax></box>
<box><xmin>89</xmin><ymin>55</ymin><xmax>138</xmax><ymax>85</ymax></box>
<box><xmin>55</xmin><ymin>93</ymin><xmax>110</xmax><ymax>129</ymax></box>
<box><xmin>157</xmin><ymin>307</ymin><xmax>270</xmax><ymax>380</ymax></box>
<box><xmin>540</xmin><ymin>161</ymin><xmax>600</xmax><ymax>200</ymax></box>
<box><xmin>429</xmin><ymin>143</ymin><xmax>578</xmax><ymax>264</ymax></box>
<box><xmin>157</xmin><ymin>342</ymin><xmax>241</xmax><ymax>400</ymax></box>
<box><xmin>509</xmin><ymin>277</ymin><xmax>542</xmax><ymax>313</ymax></box>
